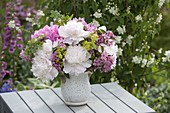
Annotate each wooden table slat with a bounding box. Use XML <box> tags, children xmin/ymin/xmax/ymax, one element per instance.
<box><xmin>0</xmin><ymin>92</ymin><xmax>32</xmax><ymax>113</ymax></box>
<box><xmin>91</xmin><ymin>84</ymin><xmax>136</xmax><ymax>113</ymax></box>
<box><xmin>52</xmin><ymin>88</ymin><xmax>95</xmax><ymax>113</ymax></box>
<box><xmin>18</xmin><ymin>90</ymin><xmax>53</xmax><ymax>113</ymax></box>
<box><xmin>87</xmin><ymin>93</ymin><xmax>116</xmax><ymax>113</ymax></box>
<box><xmin>35</xmin><ymin>89</ymin><xmax>74</xmax><ymax>113</ymax></box>
<box><xmin>102</xmin><ymin>83</ymin><xmax>156</xmax><ymax>113</ymax></box>
<box><xmin>0</xmin><ymin>83</ymin><xmax>156</xmax><ymax>113</ymax></box>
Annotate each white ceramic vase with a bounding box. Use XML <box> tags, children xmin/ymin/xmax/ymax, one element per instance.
<box><xmin>61</xmin><ymin>73</ymin><xmax>91</xmax><ymax>106</ymax></box>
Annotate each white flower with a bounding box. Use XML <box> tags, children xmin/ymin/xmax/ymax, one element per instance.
<box><xmin>122</xmin><ymin>42</ymin><xmax>126</xmax><ymax>47</ymax></box>
<box><xmin>132</xmin><ymin>56</ymin><xmax>142</xmax><ymax>64</ymax></box>
<box><xmin>83</xmin><ymin>0</ymin><xmax>88</xmax><ymax>3</ymax></box>
<box><xmin>92</xmin><ymin>19</ymin><xmax>100</xmax><ymax>27</ymax></box>
<box><xmin>156</xmin><ymin>14</ymin><xmax>162</xmax><ymax>24</ymax></box>
<box><xmin>165</xmin><ymin>50</ymin><xmax>170</xmax><ymax>58</ymax></box>
<box><xmin>58</xmin><ymin>20</ymin><xmax>89</xmax><ymax>45</ymax></box>
<box><xmin>98</xmin><ymin>26</ymin><xmax>107</xmax><ymax>31</ymax></box>
<box><xmin>158</xmin><ymin>0</ymin><xmax>165</xmax><ymax>8</ymax></box>
<box><xmin>126</xmin><ymin>6</ymin><xmax>131</xmax><ymax>14</ymax></box>
<box><xmin>158</xmin><ymin>48</ymin><xmax>162</xmax><ymax>53</ymax></box>
<box><xmin>135</xmin><ymin>14</ymin><xmax>143</xmax><ymax>22</ymax></box>
<box><xmin>141</xmin><ymin>59</ymin><xmax>147</xmax><ymax>68</ymax></box>
<box><xmin>37</xmin><ymin>10</ymin><xmax>45</xmax><ymax>16</ymax></box>
<box><xmin>126</xmin><ymin>35</ymin><xmax>134</xmax><ymax>45</ymax></box>
<box><xmin>31</xmin><ymin>56</ymin><xmax>58</xmax><ymax>82</ymax></box>
<box><xmin>36</xmin><ymin>39</ymin><xmax>53</xmax><ymax>59</ymax></box>
<box><xmin>109</xmin><ymin>6</ymin><xmax>119</xmax><ymax>16</ymax></box>
<box><xmin>93</xmin><ymin>12</ymin><xmax>102</xmax><ymax>18</ymax></box>
<box><xmin>116</xmin><ymin>25</ymin><xmax>126</xmax><ymax>35</ymax></box>
<box><xmin>63</xmin><ymin>46</ymin><xmax>92</xmax><ymax>75</ymax></box>
<box><xmin>147</xmin><ymin>58</ymin><xmax>155</xmax><ymax>67</ymax></box>
<box><xmin>8</xmin><ymin>20</ymin><xmax>16</xmax><ymax>28</ymax></box>
<box><xmin>117</xmin><ymin>48</ymin><xmax>123</xmax><ymax>56</ymax></box>
<box><xmin>26</xmin><ymin>17</ymin><xmax>33</xmax><ymax>23</ymax></box>
<box><xmin>27</xmin><ymin>13</ymin><xmax>31</xmax><ymax>16</ymax></box>
<box><xmin>103</xmin><ymin>43</ymin><xmax>118</xmax><ymax>56</ymax></box>
<box><xmin>16</xmin><ymin>27</ymin><xmax>21</xmax><ymax>32</ymax></box>
<box><xmin>115</xmin><ymin>36</ymin><xmax>122</xmax><ymax>44</ymax></box>
<box><xmin>52</xmin><ymin>41</ymin><xmax>58</xmax><ymax>48</ymax></box>
<box><xmin>162</xmin><ymin>57</ymin><xmax>167</xmax><ymax>62</ymax></box>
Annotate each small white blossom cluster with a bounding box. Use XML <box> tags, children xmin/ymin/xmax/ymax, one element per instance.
<box><xmin>26</xmin><ymin>10</ymin><xmax>45</xmax><ymax>27</ymax></box>
<box><xmin>116</xmin><ymin>25</ymin><xmax>126</xmax><ymax>35</ymax></box>
<box><xmin>126</xmin><ymin>35</ymin><xmax>134</xmax><ymax>45</ymax></box>
<box><xmin>83</xmin><ymin>0</ymin><xmax>88</xmax><ymax>3</ymax></box>
<box><xmin>106</xmin><ymin>2</ymin><xmax>119</xmax><ymax>16</ymax></box>
<box><xmin>115</xmin><ymin>36</ymin><xmax>122</xmax><ymax>44</ymax></box>
<box><xmin>126</xmin><ymin>6</ymin><xmax>131</xmax><ymax>14</ymax></box>
<box><xmin>93</xmin><ymin>9</ymin><xmax>102</xmax><ymax>18</ymax></box>
<box><xmin>117</xmin><ymin>48</ymin><xmax>123</xmax><ymax>56</ymax></box>
<box><xmin>132</xmin><ymin>55</ymin><xmax>155</xmax><ymax>68</ymax></box>
<box><xmin>37</xmin><ymin>10</ymin><xmax>45</xmax><ymax>17</ymax></box>
<box><xmin>135</xmin><ymin>14</ymin><xmax>143</xmax><ymax>22</ymax></box>
<box><xmin>155</xmin><ymin>13</ymin><xmax>163</xmax><ymax>24</ymax></box>
<box><xmin>8</xmin><ymin>20</ymin><xmax>21</xmax><ymax>31</ymax></box>
<box><xmin>92</xmin><ymin>19</ymin><xmax>100</xmax><ymax>27</ymax></box>
<box><xmin>162</xmin><ymin>50</ymin><xmax>170</xmax><ymax>62</ymax></box>
<box><xmin>158</xmin><ymin>0</ymin><xmax>165</xmax><ymax>8</ymax></box>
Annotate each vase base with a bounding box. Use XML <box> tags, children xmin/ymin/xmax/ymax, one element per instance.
<box><xmin>64</xmin><ymin>101</ymin><xmax>87</xmax><ymax>106</ymax></box>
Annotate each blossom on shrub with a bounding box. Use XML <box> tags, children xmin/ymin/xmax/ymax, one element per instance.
<box><xmin>116</xmin><ymin>25</ymin><xmax>126</xmax><ymax>35</ymax></box>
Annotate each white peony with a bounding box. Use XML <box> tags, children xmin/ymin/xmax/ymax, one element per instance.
<box><xmin>63</xmin><ymin>46</ymin><xmax>92</xmax><ymax>75</ymax></box>
<box><xmin>31</xmin><ymin>39</ymin><xmax>59</xmax><ymax>82</ymax></box>
<box><xmin>36</xmin><ymin>39</ymin><xmax>53</xmax><ymax>59</ymax></box>
<box><xmin>58</xmin><ymin>20</ymin><xmax>89</xmax><ymax>45</ymax></box>
<box><xmin>31</xmin><ymin>56</ymin><xmax>58</xmax><ymax>82</ymax></box>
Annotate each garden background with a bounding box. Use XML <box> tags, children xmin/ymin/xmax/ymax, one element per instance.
<box><xmin>0</xmin><ymin>0</ymin><xmax>170</xmax><ymax>112</ymax></box>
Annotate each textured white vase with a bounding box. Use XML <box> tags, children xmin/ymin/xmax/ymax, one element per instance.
<box><xmin>61</xmin><ymin>73</ymin><xmax>91</xmax><ymax>106</ymax></box>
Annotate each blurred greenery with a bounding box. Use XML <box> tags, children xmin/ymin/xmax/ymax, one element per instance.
<box><xmin>153</xmin><ymin>8</ymin><xmax>170</xmax><ymax>50</ymax></box>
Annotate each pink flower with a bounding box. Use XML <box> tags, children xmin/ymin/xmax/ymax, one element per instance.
<box><xmin>93</xmin><ymin>52</ymin><xmax>116</xmax><ymax>73</ymax></box>
<box><xmin>31</xmin><ymin>25</ymin><xmax>62</xmax><ymax>42</ymax></box>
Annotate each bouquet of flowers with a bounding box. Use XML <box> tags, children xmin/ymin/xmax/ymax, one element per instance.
<box><xmin>20</xmin><ymin>17</ymin><xmax>118</xmax><ymax>82</ymax></box>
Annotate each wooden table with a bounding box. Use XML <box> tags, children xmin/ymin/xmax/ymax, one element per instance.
<box><xmin>0</xmin><ymin>82</ymin><xmax>155</xmax><ymax>113</ymax></box>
